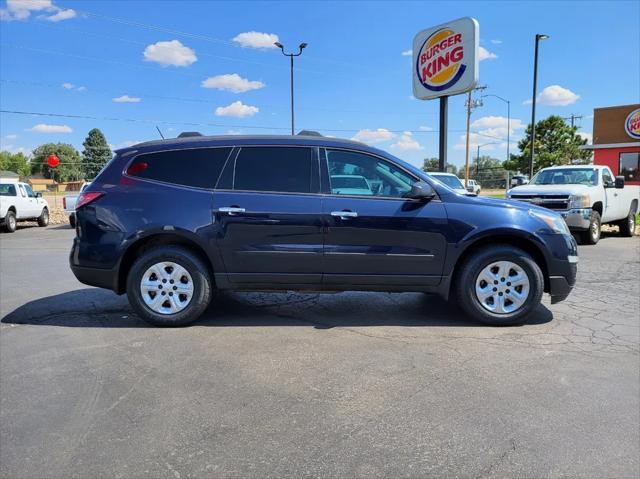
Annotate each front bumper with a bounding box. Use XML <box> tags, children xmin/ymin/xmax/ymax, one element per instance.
<box><xmin>558</xmin><ymin>208</ymin><xmax>591</xmax><ymax>230</ymax></box>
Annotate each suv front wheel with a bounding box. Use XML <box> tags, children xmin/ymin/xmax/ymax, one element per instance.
<box><xmin>126</xmin><ymin>246</ymin><xmax>213</xmax><ymax>327</ymax></box>
<box><xmin>455</xmin><ymin>245</ymin><xmax>544</xmax><ymax>326</ymax></box>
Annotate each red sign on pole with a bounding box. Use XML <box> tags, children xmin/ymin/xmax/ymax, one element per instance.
<box><xmin>47</xmin><ymin>154</ymin><xmax>60</xmax><ymax>168</ymax></box>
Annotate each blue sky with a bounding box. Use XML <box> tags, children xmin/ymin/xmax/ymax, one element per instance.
<box><xmin>1</xmin><ymin>0</ymin><xmax>639</xmax><ymax>169</ymax></box>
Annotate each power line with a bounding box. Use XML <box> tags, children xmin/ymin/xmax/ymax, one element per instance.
<box><xmin>0</xmin><ymin>109</ymin><xmax>508</xmax><ymax>140</ymax></box>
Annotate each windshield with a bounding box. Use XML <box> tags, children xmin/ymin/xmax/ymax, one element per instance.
<box><xmin>530</xmin><ymin>168</ymin><xmax>598</xmax><ymax>186</ymax></box>
<box><xmin>0</xmin><ymin>183</ymin><xmax>17</xmax><ymax>196</ymax></box>
<box><xmin>431</xmin><ymin>174</ymin><xmax>464</xmax><ymax>189</ymax></box>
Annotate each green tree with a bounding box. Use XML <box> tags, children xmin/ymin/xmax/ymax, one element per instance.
<box><xmin>505</xmin><ymin>115</ymin><xmax>592</xmax><ymax>173</ymax></box>
<box><xmin>422</xmin><ymin>157</ymin><xmax>457</xmax><ymax>174</ymax></box>
<box><xmin>31</xmin><ymin>143</ymin><xmax>84</xmax><ymax>183</ymax></box>
<box><xmin>82</xmin><ymin>128</ymin><xmax>112</xmax><ymax>179</ymax></box>
<box><xmin>0</xmin><ymin>151</ymin><xmax>31</xmax><ymax>177</ymax></box>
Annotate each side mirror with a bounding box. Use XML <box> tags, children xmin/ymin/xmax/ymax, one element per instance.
<box><xmin>407</xmin><ymin>181</ymin><xmax>436</xmax><ymax>201</ymax></box>
<box><xmin>35</xmin><ymin>192</ymin><xmax>42</xmax><ymax>198</ymax></box>
<box><xmin>615</xmin><ymin>176</ymin><xmax>625</xmax><ymax>189</ymax></box>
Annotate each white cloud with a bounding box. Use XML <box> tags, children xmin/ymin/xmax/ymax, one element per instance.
<box><xmin>401</xmin><ymin>49</ymin><xmax>412</xmax><ymax>56</ymax></box>
<box><xmin>201</xmin><ymin>73</ymin><xmax>265</xmax><ymax>93</ymax></box>
<box><xmin>232</xmin><ymin>31</ymin><xmax>279</xmax><ymax>49</ymax></box>
<box><xmin>43</xmin><ymin>7</ymin><xmax>75</xmax><ymax>21</ymax></box>
<box><xmin>226</xmin><ymin>129</ymin><xmax>243</xmax><ymax>135</ymax></box>
<box><xmin>351</xmin><ymin>128</ymin><xmax>395</xmax><ymax>144</ymax></box>
<box><xmin>62</xmin><ymin>82</ymin><xmax>74</xmax><ymax>89</ymax></box>
<box><xmin>454</xmin><ymin>116</ymin><xmax>526</xmax><ymax>151</ymax></box>
<box><xmin>214</xmin><ymin>101</ymin><xmax>259</xmax><ymax>118</ymax></box>
<box><xmin>1</xmin><ymin>0</ymin><xmax>76</xmax><ymax>22</ymax></box>
<box><xmin>525</xmin><ymin>85</ymin><xmax>580</xmax><ymax>106</ymax></box>
<box><xmin>391</xmin><ymin>131</ymin><xmax>423</xmax><ymax>151</ymax></box>
<box><xmin>28</xmin><ymin>123</ymin><xmax>72</xmax><ymax>133</ymax></box>
<box><xmin>490</xmin><ymin>39</ymin><xmax>502</xmax><ymax>44</ymax></box>
<box><xmin>419</xmin><ymin>125</ymin><xmax>433</xmax><ymax>131</ymax></box>
<box><xmin>112</xmin><ymin>95</ymin><xmax>141</xmax><ymax>103</ymax></box>
<box><xmin>143</xmin><ymin>40</ymin><xmax>197</xmax><ymax>67</ymax></box>
<box><xmin>5</xmin><ymin>134</ymin><xmax>18</xmax><ymax>140</ymax></box>
<box><xmin>76</xmin><ymin>86</ymin><xmax>87</xmax><ymax>91</ymax></box>
<box><xmin>578</xmin><ymin>131</ymin><xmax>593</xmax><ymax>144</ymax></box>
<box><xmin>478</xmin><ymin>46</ymin><xmax>498</xmax><ymax>61</ymax></box>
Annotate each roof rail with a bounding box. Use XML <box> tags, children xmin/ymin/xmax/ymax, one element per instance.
<box><xmin>177</xmin><ymin>131</ymin><xmax>203</xmax><ymax>138</ymax></box>
<box><xmin>297</xmin><ymin>130</ymin><xmax>323</xmax><ymax>137</ymax></box>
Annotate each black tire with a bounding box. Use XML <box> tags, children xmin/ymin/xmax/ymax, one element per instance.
<box><xmin>618</xmin><ymin>206</ymin><xmax>636</xmax><ymax>237</ymax></box>
<box><xmin>3</xmin><ymin>210</ymin><xmax>17</xmax><ymax>233</ymax></box>
<box><xmin>581</xmin><ymin>210</ymin><xmax>601</xmax><ymax>245</ymax></box>
<box><xmin>69</xmin><ymin>213</ymin><xmax>76</xmax><ymax>229</ymax></box>
<box><xmin>37</xmin><ymin>207</ymin><xmax>49</xmax><ymax>227</ymax></box>
<box><xmin>126</xmin><ymin>246</ymin><xmax>212</xmax><ymax>327</ymax></box>
<box><xmin>455</xmin><ymin>245</ymin><xmax>544</xmax><ymax>326</ymax></box>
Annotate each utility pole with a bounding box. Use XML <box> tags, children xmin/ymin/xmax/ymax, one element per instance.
<box><xmin>464</xmin><ymin>85</ymin><xmax>486</xmax><ymax>187</ymax></box>
<box><xmin>562</xmin><ymin>114</ymin><xmax>583</xmax><ymax>129</ymax></box>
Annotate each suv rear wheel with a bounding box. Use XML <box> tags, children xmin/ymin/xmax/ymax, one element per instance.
<box><xmin>3</xmin><ymin>210</ymin><xmax>16</xmax><ymax>233</ymax></box>
<box><xmin>455</xmin><ymin>245</ymin><xmax>544</xmax><ymax>326</ymax></box>
<box><xmin>126</xmin><ymin>246</ymin><xmax>213</xmax><ymax>327</ymax></box>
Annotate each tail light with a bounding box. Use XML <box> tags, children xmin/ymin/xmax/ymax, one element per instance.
<box><xmin>76</xmin><ymin>191</ymin><xmax>104</xmax><ymax>210</ymax></box>
<box><xmin>63</xmin><ymin>196</ymin><xmax>67</xmax><ymax>209</ymax></box>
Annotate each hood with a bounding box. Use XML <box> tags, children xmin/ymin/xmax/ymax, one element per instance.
<box><xmin>458</xmin><ymin>194</ymin><xmax>559</xmax><ymax>217</ymax></box>
<box><xmin>508</xmin><ymin>184</ymin><xmax>591</xmax><ymax>196</ymax></box>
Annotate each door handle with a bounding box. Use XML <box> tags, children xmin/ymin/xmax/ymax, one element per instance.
<box><xmin>331</xmin><ymin>210</ymin><xmax>358</xmax><ymax>219</ymax></box>
<box><xmin>218</xmin><ymin>206</ymin><xmax>245</xmax><ymax>216</ymax></box>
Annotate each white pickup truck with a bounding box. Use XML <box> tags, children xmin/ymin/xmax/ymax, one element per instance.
<box><xmin>507</xmin><ymin>165</ymin><xmax>639</xmax><ymax>245</ymax></box>
<box><xmin>0</xmin><ymin>182</ymin><xmax>50</xmax><ymax>233</ymax></box>
<box><xmin>63</xmin><ymin>182</ymin><xmax>90</xmax><ymax>228</ymax></box>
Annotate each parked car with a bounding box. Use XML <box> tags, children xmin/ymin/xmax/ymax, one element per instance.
<box><xmin>428</xmin><ymin>172</ymin><xmax>470</xmax><ymax>195</ymax></box>
<box><xmin>507</xmin><ymin>165</ymin><xmax>639</xmax><ymax>245</ymax></box>
<box><xmin>466</xmin><ymin>179</ymin><xmax>481</xmax><ymax>195</ymax></box>
<box><xmin>511</xmin><ymin>175</ymin><xmax>529</xmax><ymax>187</ymax></box>
<box><xmin>63</xmin><ymin>182</ymin><xmax>90</xmax><ymax>228</ymax></box>
<box><xmin>0</xmin><ymin>182</ymin><xmax>49</xmax><ymax>232</ymax></box>
<box><xmin>70</xmin><ymin>133</ymin><xmax>578</xmax><ymax>327</ymax></box>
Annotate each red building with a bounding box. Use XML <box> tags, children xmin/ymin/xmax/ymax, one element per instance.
<box><xmin>587</xmin><ymin>104</ymin><xmax>640</xmax><ymax>185</ymax></box>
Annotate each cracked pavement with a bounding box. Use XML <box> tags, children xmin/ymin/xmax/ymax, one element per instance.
<box><xmin>1</xmin><ymin>226</ymin><xmax>638</xmax><ymax>478</ymax></box>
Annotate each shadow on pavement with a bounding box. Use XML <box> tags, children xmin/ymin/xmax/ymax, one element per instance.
<box><xmin>1</xmin><ymin>288</ymin><xmax>553</xmax><ymax>329</ymax></box>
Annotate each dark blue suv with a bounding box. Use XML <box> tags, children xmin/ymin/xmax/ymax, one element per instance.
<box><xmin>70</xmin><ymin>133</ymin><xmax>578</xmax><ymax>326</ymax></box>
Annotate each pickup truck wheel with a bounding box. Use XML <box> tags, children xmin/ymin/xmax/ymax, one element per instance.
<box><xmin>618</xmin><ymin>207</ymin><xmax>636</xmax><ymax>237</ymax></box>
<box><xmin>69</xmin><ymin>213</ymin><xmax>76</xmax><ymax>229</ymax></box>
<box><xmin>581</xmin><ymin>211</ymin><xmax>601</xmax><ymax>245</ymax></box>
<box><xmin>37</xmin><ymin>207</ymin><xmax>49</xmax><ymax>227</ymax></box>
<box><xmin>126</xmin><ymin>246</ymin><xmax>212</xmax><ymax>327</ymax></box>
<box><xmin>455</xmin><ymin>245</ymin><xmax>544</xmax><ymax>326</ymax></box>
<box><xmin>3</xmin><ymin>210</ymin><xmax>17</xmax><ymax>233</ymax></box>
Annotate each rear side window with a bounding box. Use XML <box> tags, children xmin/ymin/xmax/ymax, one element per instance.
<box><xmin>128</xmin><ymin>147</ymin><xmax>232</xmax><ymax>189</ymax></box>
<box><xmin>234</xmin><ymin>147</ymin><xmax>314</xmax><ymax>193</ymax></box>
<box><xmin>0</xmin><ymin>184</ymin><xmax>16</xmax><ymax>196</ymax></box>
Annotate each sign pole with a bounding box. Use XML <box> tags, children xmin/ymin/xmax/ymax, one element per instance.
<box><xmin>439</xmin><ymin>96</ymin><xmax>448</xmax><ymax>172</ymax></box>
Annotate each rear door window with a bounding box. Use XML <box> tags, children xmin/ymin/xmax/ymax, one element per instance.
<box><xmin>128</xmin><ymin>147</ymin><xmax>232</xmax><ymax>189</ymax></box>
<box><xmin>234</xmin><ymin>147</ymin><xmax>315</xmax><ymax>193</ymax></box>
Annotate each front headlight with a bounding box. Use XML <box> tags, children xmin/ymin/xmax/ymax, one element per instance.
<box><xmin>529</xmin><ymin>209</ymin><xmax>570</xmax><ymax>235</ymax></box>
<box><xmin>569</xmin><ymin>194</ymin><xmax>590</xmax><ymax>209</ymax></box>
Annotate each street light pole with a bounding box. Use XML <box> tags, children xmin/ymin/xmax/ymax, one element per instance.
<box><xmin>275</xmin><ymin>41</ymin><xmax>307</xmax><ymax>135</ymax></box>
<box><xmin>475</xmin><ymin>142</ymin><xmax>497</xmax><ymax>177</ymax></box>
<box><xmin>529</xmin><ymin>33</ymin><xmax>549</xmax><ymax>178</ymax></box>
<box><xmin>482</xmin><ymin>94</ymin><xmax>511</xmax><ymax>163</ymax></box>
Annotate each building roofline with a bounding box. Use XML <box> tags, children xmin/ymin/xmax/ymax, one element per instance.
<box><xmin>580</xmin><ymin>142</ymin><xmax>640</xmax><ymax>150</ymax></box>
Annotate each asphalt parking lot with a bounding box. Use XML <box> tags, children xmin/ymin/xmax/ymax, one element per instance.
<box><xmin>1</xmin><ymin>226</ymin><xmax>638</xmax><ymax>478</ymax></box>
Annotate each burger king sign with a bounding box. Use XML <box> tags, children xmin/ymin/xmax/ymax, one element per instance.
<box><xmin>413</xmin><ymin>17</ymin><xmax>479</xmax><ymax>100</ymax></box>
